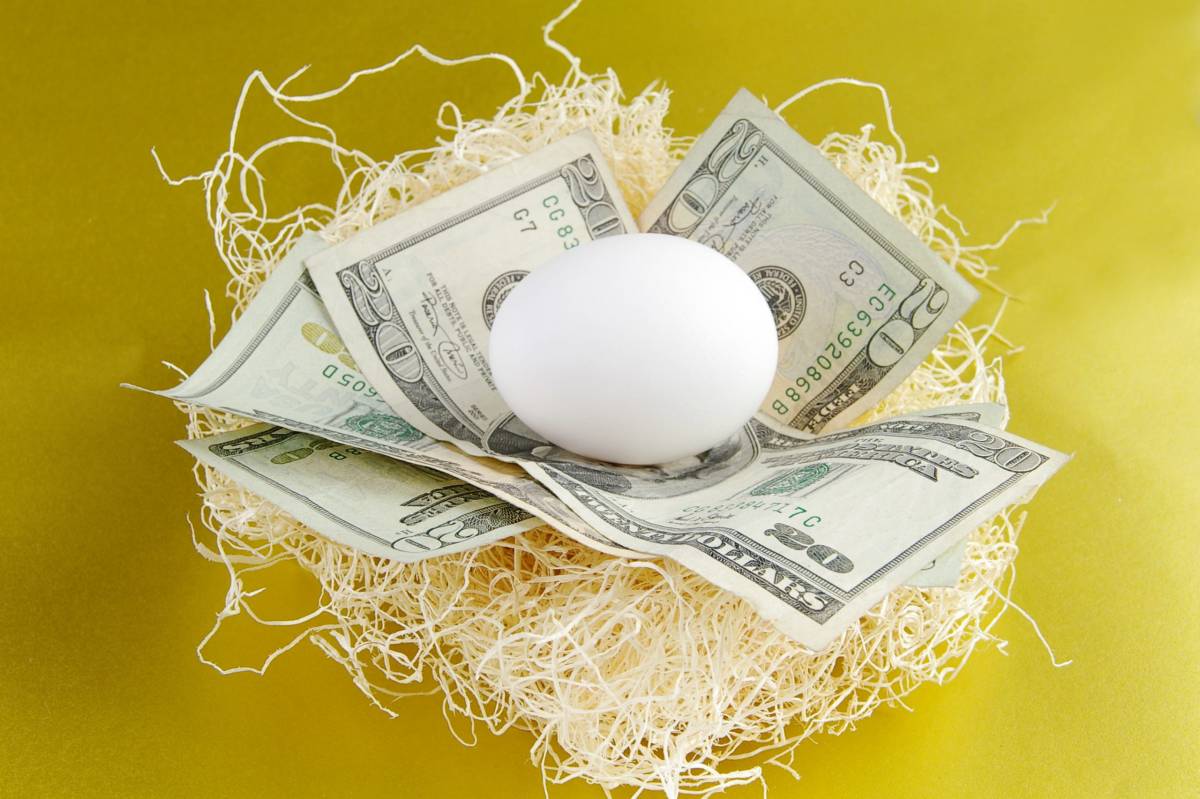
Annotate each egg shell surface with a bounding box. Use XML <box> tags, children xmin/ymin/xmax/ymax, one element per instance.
<box><xmin>489</xmin><ymin>233</ymin><xmax>778</xmax><ymax>465</ymax></box>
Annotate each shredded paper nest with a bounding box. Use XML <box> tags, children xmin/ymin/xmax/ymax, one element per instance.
<box><xmin>168</xmin><ymin>10</ymin><xmax>1055</xmax><ymax>796</ymax></box>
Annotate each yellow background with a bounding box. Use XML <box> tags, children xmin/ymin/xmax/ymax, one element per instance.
<box><xmin>2</xmin><ymin>1</ymin><xmax>1198</xmax><ymax>796</ymax></box>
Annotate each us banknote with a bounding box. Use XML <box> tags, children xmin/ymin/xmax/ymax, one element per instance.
<box><xmin>127</xmin><ymin>234</ymin><xmax>636</xmax><ymax>558</ymax></box>
<box><xmin>639</xmin><ymin>89</ymin><xmax>979</xmax><ymax>435</ymax></box>
<box><xmin>520</xmin><ymin>411</ymin><xmax>1064</xmax><ymax>650</ymax></box>
<box><xmin>904</xmin><ymin>402</ymin><xmax>1009</xmax><ymax>587</ymax></box>
<box><xmin>306</xmin><ymin>130</ymin><xmax>637</xmax><ymax>458</ymax></box>
<box><xmin>180</xmin><ymin>423</ymin><xmax>538</xmax><ymax>561</ymax></box>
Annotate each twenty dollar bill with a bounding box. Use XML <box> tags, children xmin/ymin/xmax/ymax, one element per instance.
<box><xmin>639</xmin><ymin>89</ymin><xmax>979</xmax><ymax>434</ymax></box>
<box><xmin>180</xmin><ymin>424</ymin><xmax>538</xmax><ymax>561</ymax></box>
<box><xmin>521</xmin><ymin>412</ymin><xmax>1065</xmax><ymax>650</ymax></box>
<box><xmin>307</xmin><ymin>130</ymin><xmax>636</xmax><ymax>457</ymax></box>
<box><xmin>129</xmin><ymin>234</ymin><xmax>636</xmax><ymax>558</ymax></box>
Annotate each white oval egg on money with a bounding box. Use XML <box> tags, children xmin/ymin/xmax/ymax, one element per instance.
<box><xmin>489</xmin><ymin>233</ymin><xmax>778</xmax><ymax>465</ymax></box>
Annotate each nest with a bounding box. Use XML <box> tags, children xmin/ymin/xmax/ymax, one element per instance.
<box><xmin>165</xmin><ymin>7</ymin><xmax>1061</xmax><ymax>796</ymax></box>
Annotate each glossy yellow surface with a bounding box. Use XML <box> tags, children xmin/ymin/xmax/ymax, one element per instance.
<box><xmin>3</xmin><ymin>2</ymin><xmax>1198</xmax><ymax>796</ymax></box>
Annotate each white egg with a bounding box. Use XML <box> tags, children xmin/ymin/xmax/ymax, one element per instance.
<box><xmin>489</xmin><ymin>233</ymin><xmax>778</xmax><ymax>465</ymax></box>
